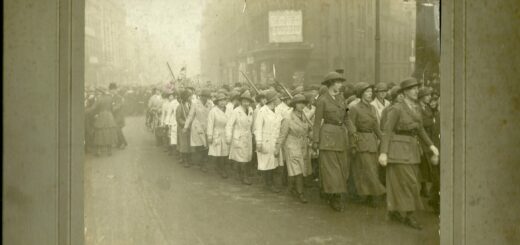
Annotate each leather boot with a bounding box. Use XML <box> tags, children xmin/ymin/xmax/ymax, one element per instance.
<box><xmin>240</xmin><ymin>164</ymin><xmax>252</xmax><ymax>185</ymax></box>
<box><xmin>404</xmin><ymin>212</ymin><xmax>423</xmax><ymax>230</ymax></box>
<box><xmin>183</xmin><ymin>154</ymin><xmax>191</xmax><ymax>168</ymax></box>
<box><xmin>268</xmin><ymin>171</ymin><xmax>280</xmax><ymax>193</ymax></box>
<box><xmin>219</xmin><ymin>158</ymin><xmax>228</xmax><ymax>179</ymax></box>
<box><xmin>287</xmin><ymin>176</ymin><xmax>297</xmax><ymax>195</ymax></box>
<box><xmin>295</xmin><ymin>175</ymin><xmax>308</xmax><ymax>203</ymax></box>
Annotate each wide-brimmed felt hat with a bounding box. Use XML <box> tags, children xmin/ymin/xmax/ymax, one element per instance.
<box><xmin>289</xmin><ymin>94</ymin><xmax>308</xmax><ymax>107</ymax></box>
<box><xmin>265</xmin><ymin>90</ymin><xmax>280</xmax><ymax>104</ymax></box>
<box><xmin>200</xmin><ymin>89</ymin><xmax>212</xmax><ymax>98</ymax></box>
<box><xmin>399</xmin><ymin>77</ymin><xmax>420</xmax><ymax>92</ymax></box>
<box><xmin>418</xmin><ymin>87</ymin><xmax>433</xmax><ymax>98</ymax></box>
<box><xmin>321</xmin><ymin>72</ymin><xmax>346</xmax><ymax>85</ymax></box>
<box><xmin>229</xmin><ymin>91</ymin><xmax>241</xmax><ymax>100</ymax></box>
<box><xmin>354</xmin><ymin>82</ymin><xmax>374</xmax><ymax>98</ymax></box>
<box><xmin>304</xmin><ymin>91</ymin><xmax>318</xmax><ymax>102</ymax></box>
<box><xmin>240</xmin><ymin>90</ymin><xmax>254</xmax><ymax>102</ymax></box>
<box><xmin>374</xmin><ymin>82</ymin><xmax>389</xmax><ymax>92</ymax></box>
<box><xmin>213</xmin><ymin>93</ymin><xmax>228</xmax><ymax>103</ymax></box>
<box><xmin>388</xmin><ymin>85</ymin><xmax>402</xmax><ymax>101</ymax></box>
<box><xmin>179</xmin><ymin>89</ymin><xmax>192</xmax><ymax>101</ymax></box>
<box><xmin>255</xmin><ymin>91</ymin><xmax>267</xmax><ymax>101</ymax></box>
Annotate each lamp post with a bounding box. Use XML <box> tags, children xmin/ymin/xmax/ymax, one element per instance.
<box><xmin>375</xmin><ymin>0</ymin><xmax>381</xmax><ymax>84</ymax></box>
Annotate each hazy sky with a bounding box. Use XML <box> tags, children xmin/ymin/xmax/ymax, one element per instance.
<box><xmin>118</xmin><ymin>0</ymin><xmax>204</xmax><ymax>77</ymax></box>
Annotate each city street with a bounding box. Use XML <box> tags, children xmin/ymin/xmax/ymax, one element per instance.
<box><xmin>85</xmin><ymin>116</ymin><xmax>440</xmax><ymax>245</ymax></box>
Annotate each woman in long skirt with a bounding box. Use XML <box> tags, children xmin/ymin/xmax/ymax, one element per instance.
<box><xmin>87</xmin><ymin>90</ymin><xmax>118</xmax><ymax>156</ymax></box>
<box><xmin>207</xmin><ymin>93</ymin><xmax>230</xmax><ymax>178</ymax></box>
<box><xmin>349</xmin><ymin>82</ymin><xmax>386</xmax><ymax>207</ymax></box>
<box><xmin>379</xmin><ymin>78</ymin><xmax>439</xmax><ymax>230</ymax></box>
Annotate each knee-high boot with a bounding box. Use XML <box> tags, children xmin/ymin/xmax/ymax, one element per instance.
<box><xmin>267</xmin><ymin>170</ymin><xmax>280</xmax><ymax>193</ymax></box>
<box><xmin>295</xmin><ymin>175</ymin><xmax>308</xmax><ymax>203</ymax></box>
<box><xmin>240</xmin><ymin>163</ymin><xmax>252</xmax><ymax>185</ymax></box>
<box><xmin>219</xmin><ymin>157</ymin><xmax>228</xmax><ymax>179</ymax></box>
<box><xmin>287</xmin><ymin>176</ymin><xmax>296</xmax><ymax>195</ymax></box>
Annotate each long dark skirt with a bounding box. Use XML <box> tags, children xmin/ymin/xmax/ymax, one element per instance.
<box><xmin>94</xmin><ymin>127</ymin><xmax>117</xmax><ymax>146</ymax></box>
<box><xmin>419</xmin><ymin>154</ymin><xmax>433</xmax><ymax>183</ymax></box>
<box><xmin>352</xmin><ymin>152</ymin><xmax>386</xmax><ymax>196</ymax></box>
<box><xmin>319</xmin><ymin>150</ymin><xmax>349</xmax><ymax>194</ymax></box>
<box><xmin>386</xmin><ymin>163</ymin><xmax>424</xmax><ymax>212</ymax></box>
<box><xmin>177</xmin><ymin>126</ymin><xmax>192</xmax><ymax>153</ymax></box>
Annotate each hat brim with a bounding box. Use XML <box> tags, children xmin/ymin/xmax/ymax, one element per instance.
<box><xmin>289</xmin><ymin>99</ymin><xmax>309</xmax><ymax>107</ymax></box>
<box><xmin>214</xmin><ymin>97</ymin><xmax>229</xmax><ymax>103</ymax></box>
<box><xmin>321</xmin><ymin>78</ymin><xmax>346</xmax><ymax>85</ymax></box>
<box><xmin>356</xmin><ymin>85</ymin><xmax>374</xmax><ymax>97</ymax></box>
<box><xmin>399</xmin><ymin>83</ymin><xmax>420</xmax><ymax>92</ymax></box>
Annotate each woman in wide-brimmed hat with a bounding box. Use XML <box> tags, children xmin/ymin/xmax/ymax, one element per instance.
<box><xmin>207</xmin><ymin>93</ymin><xmax>231</xmax><ymax>178</ymax></box>
<box><xmin>379</xmin><ymin>77</ymin><xmax>440</xmax><ymax>230</ymax></box>
<box><xmin>312</xmin><ymin>71</ymin><xmax>354</xmax><ymax>212</ymax></box>
<box><xmin>275</xmin><ymin>94</ymin><xmax>313</xmax><ymax>203</ymax></box>
<box><xmin>349</xmin><ymin>82</ymin><xmax>386</xmax><ymax>207</ymax></box>
<box><xmin>225</xmin><ymin>90</ymin><xmax>255</xmax><ymax>185</ymax></box>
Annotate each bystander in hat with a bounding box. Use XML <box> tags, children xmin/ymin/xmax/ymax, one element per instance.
<box><xmin>354</xmin><ymin>82</ymin><xmax>374</xmax><ymax>98</ymax></box>
<box><xmin>265</xmin><ymin>90</ymin><xmax>280</xmax><ymax>104</ymax></box>
<box><xmin>418</xmin><ymin>87</ymin><xmax>433</xmax><ymax>99</ymax></box>
<box><xmin>374</xmin><ymin>82</ymin><xmax>389</xmax><ymax>92</ymax></box>
<box><xmin>240</xmin><ymin>90</ymin><xmax>254</xmax><ymax>103</ymax></box>
<box><xmin>321</xmin><ymin>71</ymin><xmax>346</xmax><ymax>86</ymax></box>
<box><xmin>289</xmin><ymin>94</ymin><xmax>308</xmax><ymax>107</ymax></box>
<box><xmin>399</xmin><ymin>77</ymin><xmax>420</xmax><ymax>92</ymax></box>
<box><xmin>213</xmin><ymin>93</ymin><xmax>228</xmax><ymax>103</ymax></box>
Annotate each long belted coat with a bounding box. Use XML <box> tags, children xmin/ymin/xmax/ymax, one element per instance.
<box><xmin>207</xmin><ymin>106</ymin><xmax>230</xmax><ymax>157</ymax></box>
<box><xmin>176</xmin><ymin>102</ymin><xmax>192</xmax><ymax>153</ymax></box>
<box><xmin>276</xmin><ymin>111</ymin><xmax>312</xmax><ymax>176</ymax></box>
<box><xmin>164</xmin><ymin>99</ymin><xmax>179</xmax><ymax>145</ymax></box>
<box><xmin>225</xmin><ymin>106</ymin><xmax>254</xmax><ymax>163</ymax></box>
<box><xmin>184</xmin><ymin>100</ymin><xmax>212</xmax><ymax>147</ymax></box>
<box><xmin>254</xmin><ymin>105</ymin><xmax>284</xmax><ymax>171</ymax></box>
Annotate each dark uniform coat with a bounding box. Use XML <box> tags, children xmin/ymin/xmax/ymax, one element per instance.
<box><xmin>380</xmin><ymin>100</ymin><xmax>434</xmax><ymax>212</ymax></box>
<box><xmin>418</xmin><ymin>102</ymin><xmax>435</xmax><ymax>182</ymax></box>
<box><xmin>313</xmin><ymin>92</ymin><xmax>355</xmax><ymax>193</ymax></box>
<box><xmin>348</xmin><ymin>101</ymin><xmax>385</xmax><ymax>196</ymax></box>
<box><xmin>176</xmin><ymin>102</ymin><xmax>192</xmax><ymax>153</ymax></box>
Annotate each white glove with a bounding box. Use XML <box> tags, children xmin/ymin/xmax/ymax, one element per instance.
<box><xmin>378</xmin><ymin>153</ymin><xmax>388</xmax><ymax>167</ymax></box>
<box><xmin>431</xmin><ymin>154</ymin><xmax>439</xmax><ymax>165</ymax></box>
<box><xmin>430</xmin><ymin>145</ymin><xmax>440</xmax><ymax>156</ymax></box>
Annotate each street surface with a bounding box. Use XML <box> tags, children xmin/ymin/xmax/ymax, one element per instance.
<box><xmin>85</xmin><ymin>116</ymin><xmax>440</xmax><ymax>245</ymax></box>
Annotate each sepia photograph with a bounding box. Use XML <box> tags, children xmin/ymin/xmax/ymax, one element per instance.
<box><xmin>83</xmin><ymin>0</ymin><xmax>441</xmax><ymax>244</ymax></box>
<box><xmin>3</xmin><ymin>0</ymin><xmax>520</xmax><ymax>244</ymax></box>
